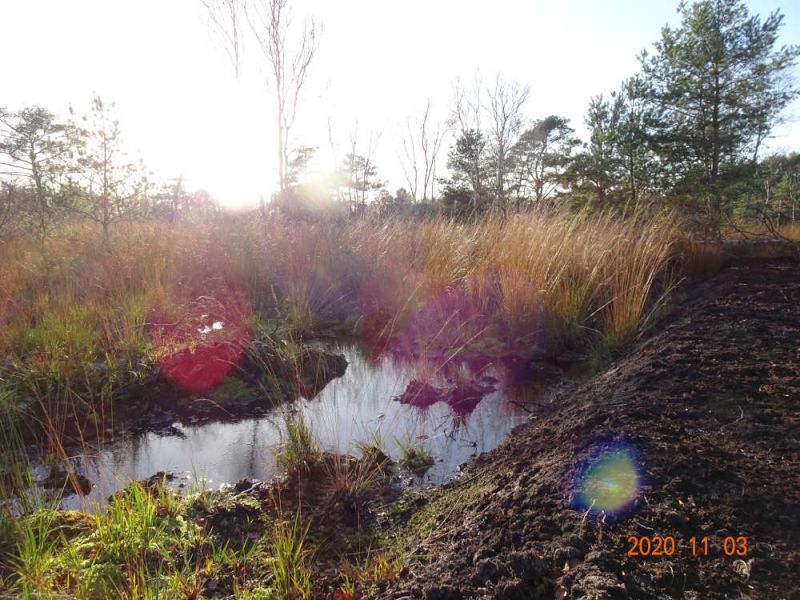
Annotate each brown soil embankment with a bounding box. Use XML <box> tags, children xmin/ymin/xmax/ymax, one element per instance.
<box><xmin>387</xmin><ymin>257</ymin><xmax>800</xmax><ymax>599</ymax></box>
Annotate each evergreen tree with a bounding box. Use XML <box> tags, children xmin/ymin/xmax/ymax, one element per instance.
<box><xmin>640</xmin><ymin>0</ymin><xmax>800</xmax><ymax>236</ymax></box>
<box><xmin>566</xmin><ymin>95</ymin><xmax>622</xmax><ymax>209</ymax></box>
<box><xmin>0</xmin><ymin>107</ymin><xmax>78</xmax><ymax>242</ymax></box>
<box><xmin>509</xmin><ymin>115</ymin><xmax>580</xmax><ymax>208</ymax></box>
<box><xmin>72</xmin><ymin>95</ymin><xmax>148</xmax><ymax>245</ymax></box>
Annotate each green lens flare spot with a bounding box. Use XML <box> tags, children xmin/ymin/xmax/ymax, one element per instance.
<box><xmin>574</xmin><ymin>447</ymin><xmax>640</xmax><ymax>514</ymax></box>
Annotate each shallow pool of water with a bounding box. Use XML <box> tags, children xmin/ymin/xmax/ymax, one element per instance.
<box><xmin>44</xmin><ymin>345</ymin><xmax>539</xmax><ymax>510</ymax></box>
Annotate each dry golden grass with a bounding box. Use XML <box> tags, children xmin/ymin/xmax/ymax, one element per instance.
<box><xmin>0</xmin><ymin>209</ymin><xmax>691</xmax><ymax>421</ymax></box>
<box><xmin>779</xmin><ymin>222</ymin><xmax>800</xmax><ymax>241</ymax></box>
<box><xmin>721</xmin><ymin>221</ymin><xmax>800</xmax><ymax>242</ymax></box>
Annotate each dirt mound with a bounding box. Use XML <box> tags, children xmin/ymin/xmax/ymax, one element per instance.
<box><xmin>394</xmin><ymin>377</ymin><xmax>498</xmax><ymax>415</ymax></box>
<box><xmin>386</xmin><ymin>258</ymin><xmax>800</xmax><ymax>599</ymax></box>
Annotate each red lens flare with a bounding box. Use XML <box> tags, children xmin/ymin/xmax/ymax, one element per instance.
<box><xmin>150</xmin><ymin>276</ymin><xmax>251</xmax><ymax>394</ymax></box>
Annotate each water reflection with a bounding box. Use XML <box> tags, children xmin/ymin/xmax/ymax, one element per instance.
<box><xmin>55</xmin><ymin>344</ymin><xmax>535</xmax><ymax>509</ymax></box>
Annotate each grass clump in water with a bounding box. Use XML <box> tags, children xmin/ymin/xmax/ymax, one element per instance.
<box><xmin>395</xmin><ymin>437</ymin><xmax>435</xmax><ymax>475</ymax></box>
<box><xmin>275</xmin><ymin>413</ymin><xmax>321</xmax><ymax>476</ymax></box>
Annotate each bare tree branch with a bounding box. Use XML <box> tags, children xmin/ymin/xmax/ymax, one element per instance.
<box><xmin>249</xmin><ymin>0</ymin><xmax>321</xmax><ymax>194</ymax></box>
<box><xmin>399</xmin><ymin>100</ymin><xmax>448</xmax><ymax>202</ymax></box>
<box><xmin>200</xmin><ymin>0</ymin><xmax>320</xmax><ymax>197</ymax></box>
<box><xmin>487</xmin><ymin>74</ymin><xmax>529</xmax><ymax>216</ymax></box>
<box><xmin>201</xmin><ymin>0</ymin><xmax>245</xmax><ymax>78</ymax></box>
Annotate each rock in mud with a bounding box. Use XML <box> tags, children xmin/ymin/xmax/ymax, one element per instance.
<box><xmin>394</xmin><ymin>379</ymin><xmax>446</xmax><ymax>408</ymax></box>
<box><xmin>395</xmin><ymin>376</ymin><xmax>498</xmax><ymax>414</ymax></box>
<box><xmin>296</xmin><ymin>347</ymin><xmax>348</xmax><ymax>397</ymax></box>
<box><xmin>42</xmin><ymin>469</ymin><xmax>93</xmax><ymax>497</ymax></box>
<box><xmin>446</xmin><ymin>381</ymin><xmax>493</xmax><ymax>417</ymax></box>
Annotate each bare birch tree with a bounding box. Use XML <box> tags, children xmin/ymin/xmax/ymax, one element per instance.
<box><xmin>449</xmin><ymin>77</ymin><xmax>487</xmax><ymax>214</ymax></box>
<box><xmin>201</xmin><ymin>0</ymin><xmax>245</xmax><ymax>78</ymax></box>
<box><xmin>338</xmin><ymin>124</ymin><xmax>382</xmax><ymax>213</ymax></box>
<box><xmin>200</xmin><ymin>0</ymin><xmax>320</xmax><ymax>196</ymax></box>
<box><xmin>399</xmin><ymin>122</ymin><xmax>419</xmax><ymax>201</ymax></box>
<box><xmin>399</xmin><ymin>100</ymin><xmax>447</xmax><ymax>201</ymax></box>
<box><xmin>487</xmin><ymin>75</ymin><xmax>529</xmax><ymax>217</ymax></box>
<box><xmin>249</xmin><ymin>0</ymin><xmax>320</xmax><ymax>195</ymax></box>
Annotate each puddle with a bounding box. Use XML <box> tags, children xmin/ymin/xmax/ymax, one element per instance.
<box><xmin>35</xmin><ymin>344</ymin><xmax>549</xmax><ymax>510</ymax></box>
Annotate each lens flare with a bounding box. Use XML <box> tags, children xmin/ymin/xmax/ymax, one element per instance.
<box><xmin>572</xmin><ymin>444</ymin><xmax>640</xmax><ymax>515</ymax></box>
<box><xmin>151</xmin><ymin>275</ymin><xmax>251</xmax><ymax>394</ymax></box>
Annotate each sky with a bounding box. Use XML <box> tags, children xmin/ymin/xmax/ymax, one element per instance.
<box><xmin>1</xmin><ymin>0</ymin><xmax>799</xmax><ymax>208</ymax></box>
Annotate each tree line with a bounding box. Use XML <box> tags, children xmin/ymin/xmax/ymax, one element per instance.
<box><xmin>205</xmin><ymin>0</ymin><xmax>800</xmax><ymax>236</ymax></box>
<box><xmin>434</xmin><ymin>0</ymin><xmax>800</xmax><ymax>236</ymax></box>
<box><xmin>2</xmin><ymin>0</ymin><xmax>799</xmax><ymax>243</ymax></box>
<box><xmin>0</xmin><ymin>98</ymin><xmax>217</xmax><ymax>247</ymax></box>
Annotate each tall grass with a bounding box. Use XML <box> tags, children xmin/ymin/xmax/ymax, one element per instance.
<box><xmin>0</xmin><ymin>481</ymin><xmax>205</xmax><ymax>598</ymax></box>
<box><xmin>267</xmin><ymin>512</ymin><xmax>313</xmax><ymax>600</ymax></box>
<box><xmin>780</xmin><ymin>221</ymin><xmax>800</xmax><ymax>241</ymax></box>
<box><xmin>0</xmin><ymin>210</ymin><xmax>688</xmax><ymax>449</ymax></box>
<box><xmin>598</xmin><ymin>216</ymin><xmax>681</xmax><ymax>348</ymax></box>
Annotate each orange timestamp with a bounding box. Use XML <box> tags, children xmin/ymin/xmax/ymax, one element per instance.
<box><xmin>627</xmin><ymin>535</ymin><xmax>748</xmax><ymax>557</ymax></box>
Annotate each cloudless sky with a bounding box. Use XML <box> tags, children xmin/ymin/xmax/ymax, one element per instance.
<box><xmin>1</xmin><ymin>0</ymin><xmax>798</xmax><ymax>207</ymax></box>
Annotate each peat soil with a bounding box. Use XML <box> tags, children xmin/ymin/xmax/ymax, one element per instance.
<box><xmin>385</xmin><ymin>257</ymin><xmax>800</xmax><ymax>599</ymax></box>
